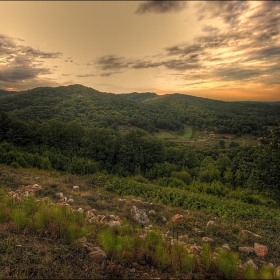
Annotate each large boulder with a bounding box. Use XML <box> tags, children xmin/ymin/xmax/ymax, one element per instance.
<box><xmin>131</xmin><ymin>205</ymin><xmax>149</xmax><ymax>224</ymax></box>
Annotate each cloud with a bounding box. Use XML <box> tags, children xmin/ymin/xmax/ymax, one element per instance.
<box><xmin>202</xmin><ymin>25</ymin><xmax>219</xmax><ymax>33</ymax></box>
<box><xmin>94</xmin><ymin>55</ymin><xmax>132</xmax><ymax>76</ymax></box>
<box><xmin>135</xmin><ymin>1</ymin><xmax>187</xmax><ymax>14</ymax></box>
<box><xmin>92</xmin><ymin>1</ymin><xmax>280</xmax><ymax>90</ymax></box>
<box><xmin>0</xmin><ymin>34</ymin><xmax>62</xmax><ymax>88</ymax></box>
<box><xmin>195</xmin><ymin>1</ymin><xmax>250</xmax><ymax>26</ymax></box>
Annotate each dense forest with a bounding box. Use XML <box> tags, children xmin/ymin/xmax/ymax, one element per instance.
<box><xmin>0</xmin><ymin>84</ymin><xmax>279</xmax><ymax>209</ymax></box>
<box><xmin>1</xmin><ymin>84</ymin><xmax>279</xmax><ymax>135</ymax></box>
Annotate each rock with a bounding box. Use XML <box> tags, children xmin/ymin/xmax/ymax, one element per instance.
<box><xmin>108</xmin><ymin>214</ymin><xmax>117</xmax><ymax>220</ymax></box>
<box><xmin>77</xmin><ymin>208</ymin><xmax>84</xmax><ymax>213</ymax></box>
<box><xmin>202</xmin><ymin>237</ymin><xmax>214</xmax><ymax>243</ymax></box>
<box><xmin>131</xmin><ymin>205</ymin><xmax>149</xmax><ymax>224</ymax></box>
<box><xmin>55</xmin><ymin>192</ymin><xmax>64</xmax><ymax>199</ymax></box>
<box><xmin>130</xmin><ymin>268</ymin><xmax>136</xmax><ymax>273</ymax></box>
<box><xmin>67</xmin><ymin>198</ymin><xmax>74</xmax><ymax>204</ymax></box>
<box><xmin>178</xmin><ymin>235</ymin><xmax>189</xmax><ymax>243</ymax></box>
<box><xmin>88</xmin><ymin>217</ymin><xmax>97</xmax><ymax>224</ymax></box>
<box><xmin>222</xmin><ymin>244</ymin><xmax>231</xmax><ymax>251</ymax></box>
<box><xmin>171</xmin><ymin>214</ymin><xmax>184</xmax><ymax>225</ymax></box>
<box><xmin>238</xmin><ymin>246</ymin><xmax>254</xmax><ymax>254</ymax></box>
<box><xmin>268</xmin><ymin>263</ymin><xmax>274</xmax><ymax>268</ymax></box>
<box><xmin>74</xmin><ymin>237</ymin><xmax>87</xmax><ymax>246</ymax></box>
<box><xmin>132</xmin><ymin>199</ymin><xmax>143</xmax><ymax>207</ymax></box>
<box><xmin>88</xmin><ymin>249</ymin><xmax>107</xmax><ymax>263</ymax></box>
<box><xmin>161</xmin><ymin>216</ymin><xmax>167</xmax><ymax>223</ymax></box>
<box><xmin>275</xmin><ymin>266</ymin><xmax>280</xmax><ymax>277</ymax></box>
<box><xmin>148</xmin><ymin>210</ymin><xmax>156</xmax><ymax>215</ymax></box>
<box><xmin>240</xmin><ymin>229</ymin><xmax>261</xmax><ymax>239</ymax></box>
<box><xmin>206</xmin><ymin>220</ymin><xmax>215</xmax><ymax>228</ymax></box>
<box><xmin>244</xmin><ymin>259</ymin><xmax>258</xmax><ymax>270</ymax></box>
<box><xmin>190</xmin><ymin>244</ymin><xmax>202</xmax><ymax>254</ymax></box>
<box><xmin>73</xmin><ymin>185</ymin><xmax>79</xmax><ymax>191</ymax></box>
<box><xmin>194</xmin><ymin>228</ymin><xmax>203</xmax><ymax>234</ymax></box>
<box><xmin>26</xmin><ymin>184</ymin><xmax>42</xmax><ymax>192</ymax></box>
<box><xmin>107</xmin><ymin>221</ymin><xmax>121</xmax><ymax>227</ymax></box>
<box><xmin>254</xmin><ymin>243</ymin><xmax>268</xmax><ymax>257</ymax></box>
<box><xmin>85</xmin><ymin>209</ymin><xmax>97</xmax><ymax>218</ymax></box>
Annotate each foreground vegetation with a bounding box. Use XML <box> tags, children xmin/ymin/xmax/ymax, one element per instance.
<box><xmin>0</xmin><ymin>167</ymin><xmax>280</xmax><ymax>279</ymax></box>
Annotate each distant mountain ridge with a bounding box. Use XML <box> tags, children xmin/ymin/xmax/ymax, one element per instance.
<box><xmin>0</xmin><ymin>84</ymin><xmax>279</xmax><ymax>135</ymax></box>
<box><xmin>237</xmin><ymin>100</ymin><xmax>280</xmax><ymax>105</ymax></box>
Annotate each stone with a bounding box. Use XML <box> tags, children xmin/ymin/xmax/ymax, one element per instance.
<box><xmin>26</xmin><ymin>184</ymin><xmax>42</xmax><ymax>192</ymax></box>
<box><xmin>202</xmin><ymin>237</ymin><xmax>214</xmax><ymax>243</ymax></box>
<box><xmin>73</xmin><ymin>185</ymin><xmax>79</xmax><ymax>191</ymax></box>
<box><xmin>178</xmin><ymin>235</ymin><xmax>189</xmax><ymax>243</ymax></box>
<box><xmin>171</xmin><ymin>214</ymin><xmax>184</xmax><ymax>225</ymax></box>
<box><xmin>55</xmin><ymin>192</ymin><xmax>64</xmax><ymax>199</ymax></box>
<box><xmin>148</xmin><ymin>210</ymin><xmax>156</xmax><ymax>215</ymax></box>
<box><xmin>238</xmin><ymin>246</ymin><xmax>254</xmax><ymax>254</ymax></box>
<box><xmin>206</xmin><ymin>220</ymin><xmax>215</xmax><ymax>228</ymax></box>
<box><xmin>190</xmin><ymin>244</ymin><xmax>202</xmax><ymax>254</ymax></box>
<box><xmin>240</xmin><ymin>229</ymin><xmax>261</xmax><ymax>239</ymax></box>
<box><xmin>77</xmin><ymin>208</ymin><xmax>84</xmax><ymax>213</ymax></box>
<box><xmin>275</xmin><ymin>266</ymin><xmax>280</xmax><ymax>277</ymax></box>
<box><xmin>268</xmin><ymin>263</ymin><xmax>274</xmax><ymax>268</ymax></box>
<box><xmin>131</xmin><ymin>205</ymin><xmax>149</xmax><ymax>224</ymax></box>
<box><xmin>74</xmin><ymin>236</ymin><xmax>87</xmax><ymax>246</ymax></box>
<box><xmin>161</xmin><ymin>216</ymin><xmax>167</xmax><ymax>223</ymax></box>
<box><xmin>222</xmin><ymin>244</ymin><xmax>231</xmax><ymax>251</ymax></box>
<box><xmin>88</xmin><ymin>249</ymin><xmax>107</xmax><ymax>263</ymax></box>
<box><xmin>244</xmin><ymin>259</ymin><xmax>258</xmax><ymax>270</ymax></box>
<box><xmin>67</xmin><ymin>198</ymin><xmax>74</xmax><ymax>204</ymax></box>
<box><xmin>107</xmin><ymin>221</ymin><xmax>121</xmax><ymax>227</ymax></box>
<box><xmin>194</xmin><ymin>228</ymin><xmax>203</xmax><ymax>234</ymax></box>
<box><xmin>254</xmin><ymin>243</ymin><xmax>268</xmax><ymax>257</ymax></box>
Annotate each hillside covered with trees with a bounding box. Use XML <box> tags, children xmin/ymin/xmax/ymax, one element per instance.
<box><xmin>1</xmin><ymin>84</ymin><xmax>279</xmax><ymax>135</ymax></box>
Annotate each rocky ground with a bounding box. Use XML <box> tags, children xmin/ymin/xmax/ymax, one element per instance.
<box><xmin>0</xmin><ymin>167</ymin><xmax>280</xmax><ymax>279</ymax></box>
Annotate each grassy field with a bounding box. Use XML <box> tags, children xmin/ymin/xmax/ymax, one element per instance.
<box><xmin>118</xmin><ymin>125</ymin><xmax>259</xmax><ymax>148</ymax></box>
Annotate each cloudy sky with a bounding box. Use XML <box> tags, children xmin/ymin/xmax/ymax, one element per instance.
<box><xmin>1</xmin><ymin>1</ymin><xmax>280</xmax><ymax>101</ymax></box>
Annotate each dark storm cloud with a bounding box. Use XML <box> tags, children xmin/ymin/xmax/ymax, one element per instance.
<box><xmin>135</xmin><ymin>1</ymin><xmax>187</xmax><ymax>14</ymax></box>
<box><xmin>0</xmin><ymin>34</ymin><xmax>62</xmax><ymax>84</ymax></box>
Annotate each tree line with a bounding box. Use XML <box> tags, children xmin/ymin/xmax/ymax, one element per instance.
<box><xmin>0</xmin><ymin>112</ymin><xmax>279</xmax><ymax>204</ymax></box>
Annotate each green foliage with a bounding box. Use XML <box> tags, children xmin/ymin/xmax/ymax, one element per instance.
<box><xmin>202</xmin><ymin>243</ymin><xmax>212</xmax><ymax>270</ymax></box>
<box><xmin>216</xmin><ymin>249</ymin><xmax>239</xmax><ymax>279</ymax></box>
<box><xmin>11</xmin><ymin>209</ymin><xmax>32</xmax><ymax>230</ymax></box>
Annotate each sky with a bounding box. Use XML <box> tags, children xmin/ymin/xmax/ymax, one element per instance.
<box><xmin>1</xmin><ymin>1</ymin><xmax>280</xmax><ymax>101</ymax></box>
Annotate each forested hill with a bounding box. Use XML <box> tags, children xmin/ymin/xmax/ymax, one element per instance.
<box><xmin>0</xmin><ymin>84</ymin><xmax>280</xmax><ymax>135</ymax></box>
